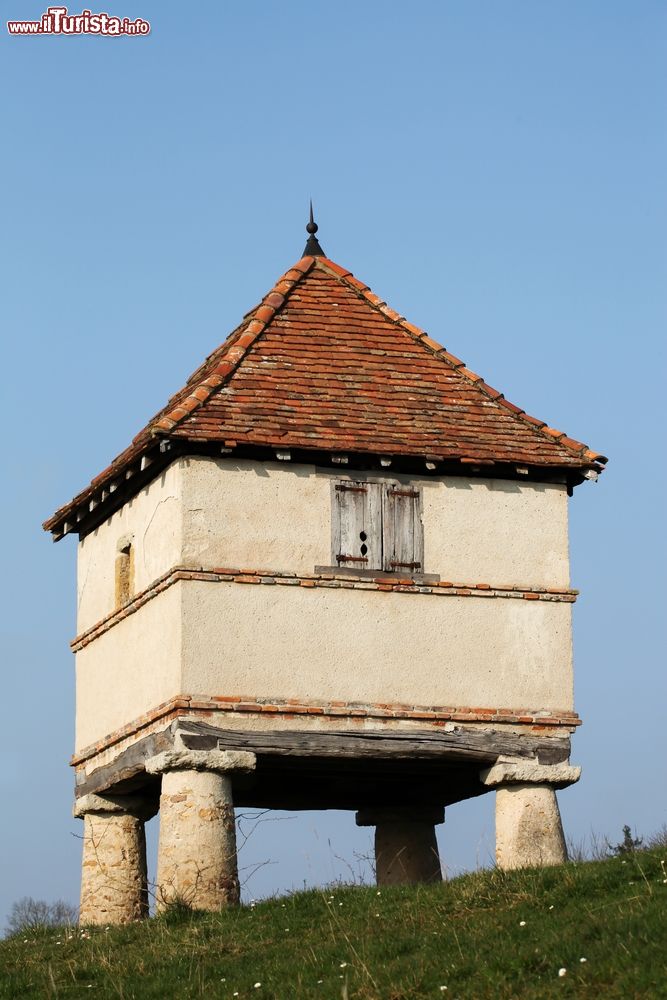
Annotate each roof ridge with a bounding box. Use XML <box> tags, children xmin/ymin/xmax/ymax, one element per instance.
<box><xmin>151</xmin><ymin>256</ymin><xmax>317</xmax><ymax>436</ymax></box>
<box><xmin>315</xmin><ymin>258</ymin><xmax>607</xmax><ymax>467</ymax></box>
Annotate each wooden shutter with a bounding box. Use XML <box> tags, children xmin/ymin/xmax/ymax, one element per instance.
<box><xmin>332</xmin><ymin>482</ymin><xmax>382</xmax><ymax>569</ymax></box>
<box><xmin>382</xmin><ymin>484</ymin><xmax>423</xmax><ymax>572</ymax></box>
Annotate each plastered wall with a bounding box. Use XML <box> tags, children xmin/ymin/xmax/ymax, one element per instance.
<box><xmin>180</xmin><ymin>457</ymin><xmax>331</xmax><ymax>574</ymax></box>
<box><xmin>181</xmin><ymin>457</ymin><xmax>570</xmax><ymax>587</ymax></box>
<box><xmin>76</xmin><ymin>463</ymin><xmax>183</xmax><ymax>632</ymax></box>
<box><xmin>181</xmin><ymin>582</ymin><xmax>574</xmax><ymax>712</ymax></box>
<box><xmin>75</xmin><ymin>582</ymin><xmax>183</xmax><ymax>750</ymax></box>
<box><xmin>74</xmin><ymin>457</ymin><xmax>574</xmax><ymax>745</ymax></box>
<box><xmin>423</xmin><ymin>476</ymin><xmax>569</xmax><ymax>588</ymax></box>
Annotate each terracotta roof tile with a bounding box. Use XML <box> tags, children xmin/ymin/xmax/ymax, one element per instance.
<box><xmin>44</xmin><ymin>254</ymin><xmax>606</xmax><ymax>534</ymax></box>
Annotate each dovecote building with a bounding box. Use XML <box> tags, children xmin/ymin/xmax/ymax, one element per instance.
<box><xmin>44</xmin><ymin>218</ymin><xmax>606</xmax><ymax>924</ymax></box>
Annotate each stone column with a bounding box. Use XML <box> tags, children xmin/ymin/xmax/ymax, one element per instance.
<box><xmin>480</xmin><ymin>759</ymin><xmax>581</xmax><ymax>870</ymax></box>
<box><xmin>74</xmin><ymin>793</ymin><xmax>153</xmax><ymax>926</ymax></box>
<box><xmin>146</xmin><ymin>748</ymin><xmax>256</xmax><ymax>912</ymax></box>
<box><xmin>356</xmin><ymin>806</ymin><xmax>444</xmax><ymax>886</ymax></box>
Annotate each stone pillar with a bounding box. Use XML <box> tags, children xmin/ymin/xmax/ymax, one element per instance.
<box><xmin>146</xmin><ymin>748</ymin><xmax>256</xmax><ymax>912</ymax></box>
<box><xmin>356</xmin><ymin>806</ymin><xmax>444</xmax><ymax>886</ymax></box>
<box><xmin>74</xmin><ymin>793</ymin><xmax>153</xmax><ymax>926</ymax></box>
<box><xmin>480</xmin><ymin>759</ymin><xmax>581</xmax><ymax>870</ymax></box>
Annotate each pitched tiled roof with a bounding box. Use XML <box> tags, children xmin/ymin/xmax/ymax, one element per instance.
<box><xmin>44</xmin><ymin>254</ymin><xmax>606</xmax><ymax>536</ymax></box>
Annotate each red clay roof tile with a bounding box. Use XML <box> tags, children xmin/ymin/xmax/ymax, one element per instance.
<box><xmin>43</xmin><ymin>254</ymin><xmax>606</xmax><ymax>534</ymax></box>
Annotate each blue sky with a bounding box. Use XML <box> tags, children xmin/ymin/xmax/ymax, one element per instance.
<box><xmin>1</xmin><ymin>1</ymin><xmax>665</xmax><ymax>925</ymax></box>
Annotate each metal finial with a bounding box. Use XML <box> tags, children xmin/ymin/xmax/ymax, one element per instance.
<box><xmin>303</xmin><ymin>200</ymin><xmax>325</xmax><ymax>256</ymax></box>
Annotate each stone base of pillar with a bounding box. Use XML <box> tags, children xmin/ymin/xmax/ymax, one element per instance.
<box><xmin>356</xmin><ymin>807</ymin><xmax>444</xmax><ymax>886</ymax></box>
<box><xmin>495</xmin><ymin>784</ymin><xmax>567</xmax><ymax>870</ymax></box>
<box><xmin>480</xmin><ymin>758</ymin><xmax>578</xmax><ymax>871</ymax></box>
<box><xmin>146</xmin><ymin>749</ymin><xmax>256</xmax><ymax>913</ymax></box>
<box><xmin>74</xmin><ymin>794</ymin><xmax>151</xmax><ymax>926</ymax></box>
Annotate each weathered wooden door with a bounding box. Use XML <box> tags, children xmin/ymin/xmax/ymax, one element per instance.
<box><xmin>382</xmin><ymin>485</ymin><xmax>423</xmax><ymax>572</ymax></box>
<box><xmin>332</xmin><ymin>482</ymin><xmax>382</xmax><ymax>570</ymax></box>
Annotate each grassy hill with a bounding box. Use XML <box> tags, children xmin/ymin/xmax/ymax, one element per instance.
<box><xmin>2</xmin><ymin>846</ymin><xmax>666</xmax><ymax>999</ymax></box>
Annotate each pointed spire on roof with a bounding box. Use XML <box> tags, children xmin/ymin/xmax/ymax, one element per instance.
<box><xmin>302</xmin><ymin>200</ymin><xmax>325</xmax><ymax>257</ymax></box>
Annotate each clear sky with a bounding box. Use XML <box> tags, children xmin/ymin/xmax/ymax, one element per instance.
<box><xmin>1</xmin><ymin>1</ymin><xmax>665</xmax><ymax>927</ymax></box>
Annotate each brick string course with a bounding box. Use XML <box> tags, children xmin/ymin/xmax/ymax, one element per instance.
<box><xmin>71</xmin><ymin>566</ymin><xmax>578</xmax><ymax>652</ymax></box>
<box><xmin>72</xmin><ymin>693</ymin><xmax>581</xmax><ymax>768</ymax></box>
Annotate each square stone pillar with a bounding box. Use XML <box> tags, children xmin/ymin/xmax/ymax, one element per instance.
<box><xmin>74</xmin><ymin>793</ymin><xmax>154</xmax><ymax>926</ymax></box>
<box><xmin>146</xmin><ymin>748</ymin><xmax>256</xmax><ymax>912</ymax></box>
<box><xmin>480</xmin><ymin>759</ymin><xmax>581</xmax><ymax>870</ymax></box>
<box><xmin>356</xmin><ymin>806</ymin><xmax>444</xmax><ymax>886</ymax></box>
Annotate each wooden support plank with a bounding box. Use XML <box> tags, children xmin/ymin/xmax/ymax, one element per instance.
<box><xmin>178</xmin><ymin>720</ymin><xmax>570</xmax><ymax>765</ymax></box>
<box><xmin>74</xmin><ymin>721</ymin><xmax>571</xmax><ymax>800</ymax></box>
<box><xmin>74</xmin><ymin>729</ymin><xmax>172</xmax><ymax>798</ymax></box>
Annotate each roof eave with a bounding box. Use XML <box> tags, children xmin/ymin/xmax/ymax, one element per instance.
<box><xmin>43</xmin><ymin>435</ymin><xmax>606</xmax><ymax>542</ymax></box>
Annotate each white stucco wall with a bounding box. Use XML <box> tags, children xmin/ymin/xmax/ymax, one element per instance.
<box><xmin>180</xmin><ymin>457</ymin><xmax>331</xmax><ymax>574</ymax></box>
<box><xmin>180</xmin><ymin>457</ymin><xmax>570</xmax><ymax>588</ymax></box>
<box><xmin>74</xmin><ymin>457</ymin><xmax>574</xmax><ymax>745</ymax></box>
<box><xmin>424</xmin><ymin>476</ymin><xmax>569</xmax><ymax>588</ymax></box>
<box><xmin>75</xmin><ymin>458</ymin><xmax>570</xmax><ymax>633</ymax></box>
<box><xmin>181</xmin><ymin>583</ymin><xmax>574</xmax><ymax>713</ymax></box>
<box><xmin>75</xmin><ymin>582</ymin><xmax>184</xmax><ymax>751</ymax></box>
<box><xmin>76</xmin><ymin>463</ymin><xmax>183</xmax><ymax>633</ymax></box>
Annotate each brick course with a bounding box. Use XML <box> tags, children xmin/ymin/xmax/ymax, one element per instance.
<box><xmin>70</xmin><ymin>565</ymin><xmax>579</xmax><ymax>652</ymax></box>
<box><xmin>71</xmin><ymin>694</ymin><xmax>581</xmax><ymax>768</ymax></box>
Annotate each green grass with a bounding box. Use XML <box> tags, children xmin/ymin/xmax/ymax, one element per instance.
<box><xmin>2</xmin><ymin>847</ymin><xmax>666</xmax><ymax>999</ymax></box>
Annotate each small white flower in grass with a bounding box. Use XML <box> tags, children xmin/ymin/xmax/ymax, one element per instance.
<box><xmin>339</xmin><ymin>902</ymin><xmax>343</xmax><ymax>907</ymax></box>
<box><xmin>558</xmin><ymin>968</ymin><xmax>567</xmax><ymax>977</ymax></box>
<box><xmin>233</xmin><ymin>993</ymin><xmax>239</xmax><ymax>997</ymax></box>
<box><xmin>340</xmin><ymin>962</ymin><xmax>348</xmax><ymax>968</ymax></box>
<box><xmin>519</xmin><ymin>921</ymin><xmax>526</xmax><ymax>927</ymax></box>
<box><xmin>439</xmin><ymin>987</ymin><xmax>448</xmax><ymax>992</ymax></box>
<box><xmin>548</xmin><ymin>905</ymin><xmax>554</xmax><ymax>910</ymax></box>
<box><xmin>254</xmin><ymin>984</ymin><xmax>262</xmax><ymax>989</ymax></box>
<box><xmin>376</xmin><ymin>890</ymin><xmax>381</xmax><ymax>896</ymax></box>
<box><xmin>580</xmin><ymin>958</ymin><xmax>587</xmax><ymax>963</ymax></box>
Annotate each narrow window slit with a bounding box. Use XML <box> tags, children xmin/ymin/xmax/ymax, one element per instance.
<box><xmin>115</xmin><ymin>539</ymin><xmax>134</xmax><ymax>607</ymax></box>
